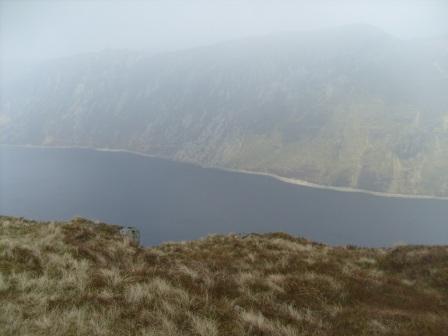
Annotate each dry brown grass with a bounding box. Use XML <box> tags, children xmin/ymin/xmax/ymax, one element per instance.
<box><xmin>0</xmin><ymin>216</ymin><xmax>447</xmax><ymax>335</ymax></box>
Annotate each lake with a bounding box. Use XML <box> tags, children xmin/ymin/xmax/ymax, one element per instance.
<box><xmin>1</xmin><ymin>145</ymin><xmax>447</xmax><ymax>247</ymax></box>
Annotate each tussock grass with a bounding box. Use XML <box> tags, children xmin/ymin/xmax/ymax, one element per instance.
<box><xmin>0</xmin><ymin>216</ymin><xmax>447</xmax><ymax>335</ymax></box>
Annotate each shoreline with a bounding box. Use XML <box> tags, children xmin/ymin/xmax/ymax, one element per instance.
<box><xmin>2</xmin><ymin>143</ymin><xmax>448</xmax><ymax>201</ymax></box>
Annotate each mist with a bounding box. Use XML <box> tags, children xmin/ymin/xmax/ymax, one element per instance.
<box><xmin>2</xmin><ymin>0</ymin><xmax>447</xmax><ymax>65</ymax></box>
<box><xmin>1</xmin><ymin>2</ymin><xmax>448</xmax><ymax>332</ymax></box>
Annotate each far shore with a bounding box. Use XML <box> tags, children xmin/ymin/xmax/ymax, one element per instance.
<box><xmin>2</xmin><ymin>143</ymin><xmax>448</xmax><ymax>201</ymax></box>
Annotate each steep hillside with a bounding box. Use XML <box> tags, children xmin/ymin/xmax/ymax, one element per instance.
<box><xmin>2</xmin><ymin>25</ymin><xmax>448</xmax><ymax>196</ymax></box>
<box><xmin>1</xmin><ymin>216</ymin><xmax>447</xmax><ymax>335</ymax></box>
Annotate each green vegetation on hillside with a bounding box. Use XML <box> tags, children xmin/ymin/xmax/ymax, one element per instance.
<box><xmin>1</xmin><ymin>216</ymin><xmax>447</xmax><ymax>335</ymax></box>
<box><xmin>2</xmin><ymin>26</ymin><xmax>448</xmax><ymax>196</ymax></box>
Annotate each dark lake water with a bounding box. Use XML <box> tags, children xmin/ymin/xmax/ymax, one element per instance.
<box><xmin>1</xmin><ymin>145</ymin><xmax>447</xmax><ymax>247</ymax></box>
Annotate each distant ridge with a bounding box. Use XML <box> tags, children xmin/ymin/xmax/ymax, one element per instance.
<box><xmin>2</xmin><ymin>25</ymin><xmax>448</xmax><ymax>196</ymax></box>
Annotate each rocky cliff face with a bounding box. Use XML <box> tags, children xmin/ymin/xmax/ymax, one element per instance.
<box><xmin>2</xmin><ymin>25</ymin><xmax>448</xmax><ymax>196</ymax></box>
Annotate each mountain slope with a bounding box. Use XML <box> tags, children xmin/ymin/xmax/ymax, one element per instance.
<box><xmin>1</xmin><ymin>216</ymin><xmax>447</xmax><ymax>335</ymax></box>
<box><xmin>2</xmin><ymin>25</ymin><xmax>448</xmax><ymax>196</ymax></box>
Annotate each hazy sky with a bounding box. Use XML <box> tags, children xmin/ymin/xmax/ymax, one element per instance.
<box><xmin>1</xmin><ymin>0</ymin><xmax>447</xmax><ymax>63</ymax></box>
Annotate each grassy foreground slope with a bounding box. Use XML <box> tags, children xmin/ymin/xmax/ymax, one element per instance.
<box><xmin>0</xmin><ymin>216</ymin><xmax>447</xmax><ymax>335</ymax></box>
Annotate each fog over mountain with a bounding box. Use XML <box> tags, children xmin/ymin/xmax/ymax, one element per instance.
<box><xmin>2</xmin><ymin>1</ymin><xmax>448</xmax><ymax>196</ymax></box>
<box><xmin>2</xmin><ymin>24</ymin><xmax>448</xmax><ymax>196</ymax></box>
<box><xmin>2</xmin><ymin>4</ymin><xmax>448</xmax><ymax>334</ymax></box>
<box><xmin>2</xmin><ymin>0</ymin><xmax>447</xmax><ymax>62</ymax></box>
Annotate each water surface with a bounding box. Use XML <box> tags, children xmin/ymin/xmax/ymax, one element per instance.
<box><xmin>1</xmin><ymin>145</ymin><xmax>447</xmax><ymax>246</ymax></box>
